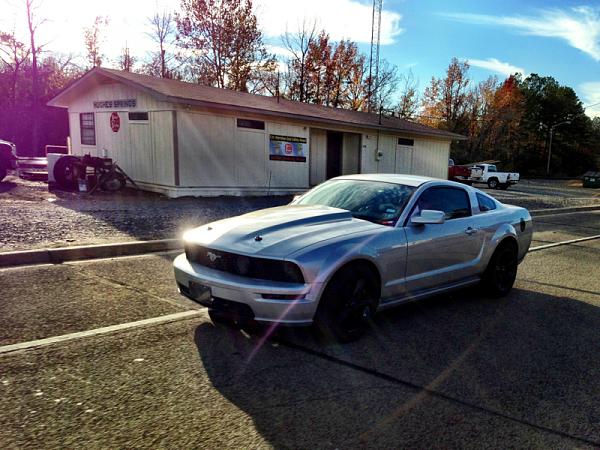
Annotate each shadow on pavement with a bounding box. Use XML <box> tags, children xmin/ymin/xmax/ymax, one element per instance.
<box><xmin>194</xmin><ymin>287</ymin><xmax>600</xmax><ymax>448</ymax></box>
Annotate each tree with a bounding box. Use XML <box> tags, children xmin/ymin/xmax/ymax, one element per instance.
<box><xmin>25</xmin><ymin>0</ymin><xmax>44</xmax><ymax>153</ymax></box>
<box><xmin>421</xmin><ymin>58</ymin><xmax>471</xmax><ymax>132</ymax></box>
<box><xmin>175</xmin><ymin>0</ymin><xmax>275</xmax><ymax>92</ymax></box>
<box><xmin>396</xmin><ymin>69</ymin><xmax>419</xmax><ymax>120</ymax></box>
<box><xmin>281</xmin><ymin>21</ymin><xmax>316</xmax><ymax>102</ymax></box>
<box><xmin>0</xmin><ymin>30</ymin><xmax>30</xmax><ymax>106</ymax></box>
<box><xmin>84</xmin><ymin>16</ymin><xmax>109</xmax><ymax>68</ymax></box>
<box><xmin>117</xmin><ymin>43</ymin><xmax>136</xmax><ymax>72</ymax></box>
<box><xmin>145</xmin><ymin>11</ymin><xmax>177</xmax><ymax>78</ymax></box>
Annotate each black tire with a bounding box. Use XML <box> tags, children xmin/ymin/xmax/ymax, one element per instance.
<box><xmin>53</xmin><ymin>156</ymin><xmax>81</xmax><ymax>190</ymax></box>
<box><xmin>487</xmin><ymin>178</ymin><xmax>499</xmax><ymax>189</ymax></box>
<box><xmin>483</xmin><ymin>242</ymin><xmax>518</xmax><ymax>297</ymax></box>
<box><xmin>315</xmin><ymin>264</ymin><xmax>379</xmax><ymax>343</ymax></box>
<box><xmin>0</xmin><ymin>166</ymin><xmax>6</xmax><ymax>182</ymax></box>
<box><xmin>499</xmin><ymin>183</ymin><xmax>509</xmax><ymax>190</ymax></box>
<box><xmin>100</xmin><ymin>172</ymin><xmax>126</xmax><ymax>191</ymax></box>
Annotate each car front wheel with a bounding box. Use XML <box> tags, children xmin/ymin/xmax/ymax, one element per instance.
<box><xmin>315</xmin><ymin>265</ymin><xmax>379</xmax><ymax>343</ymax></box>
<box><xmin>487</xmin><ymin>178</ymin><xmax>499</xmax><ymax>189</ymax></box>
<box><xmin>483</xmin><ymin>242</ymin><xmax>518</xmax><ymax>297</ymax></box>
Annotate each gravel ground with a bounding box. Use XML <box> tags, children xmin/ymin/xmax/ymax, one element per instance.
<box><xmin>0</xmin><ymin>176</ymin><xmax>293</xmax><ymax>252</ymax></box>
<box><xmin>0</xmin><ymin>175</ymin><xmax>598</xmax><ymax>253</ymax></box>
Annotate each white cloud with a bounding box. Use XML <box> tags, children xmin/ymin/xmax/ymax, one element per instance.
<box><xmin>580</xmin><ymin>82</ymin><xmax>600</xmax><ymax>117</ymax></box>
<box><xmin>255</xmin><ymin>0</ymin><xmax>403</xmax><ymax>45</ymax></box>
<box><xmin>441</xmin><ymin>6</ymin><xmax>600</xmax><ymax>61</ymax></box>
<box><xmin>467</xmin><ymin>58</ymin><xmax>525</xmax><ymax>77</ymax></box>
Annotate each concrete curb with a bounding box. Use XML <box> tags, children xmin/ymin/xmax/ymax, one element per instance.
<box><xmin>0</xmin><ymin>238</ymin><xmax>183</xmax><ymax>268</ymax></box>
<box><xmin>530</xmin><ymin>205</ymin><xmax>600</xmax><ymax>217</ymax></box>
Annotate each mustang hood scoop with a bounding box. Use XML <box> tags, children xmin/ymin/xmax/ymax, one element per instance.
<box><xmin>183</xmin><ymin>205</ymin><xmax>379</xmax><ymax>257</ymax></box>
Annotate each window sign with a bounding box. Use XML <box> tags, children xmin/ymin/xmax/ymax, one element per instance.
<box><xmin>269</xmin><ymin>135</ymin><xmax>307</xmax><ymax>162</ymax></box>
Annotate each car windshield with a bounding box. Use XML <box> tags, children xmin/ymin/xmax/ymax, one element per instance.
<box><xmin>295</xmin><ymin>179</ymin><xmax>416</xmax><ymax>226</ymax></box>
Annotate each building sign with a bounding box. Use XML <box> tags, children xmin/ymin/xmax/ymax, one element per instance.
<box><xmin>110</xmin><ymin>112</ymin><xmax>121</xmax><ymax>132</ymax></box>
<box><xmin>269</xmin><ymin>135</ymin><xmax>307</xmax><ymax>162</ymax></box>
<box><xmin>93</xmin><ymin>99</ymin><xmax>137</xmax><ymax>109</ymax></box>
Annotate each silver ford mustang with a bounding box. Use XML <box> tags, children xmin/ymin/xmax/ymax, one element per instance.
<box><xmin>174</xmin><ymin>174</ymin><xmax>532</xmax><ymax>342</ymax></box>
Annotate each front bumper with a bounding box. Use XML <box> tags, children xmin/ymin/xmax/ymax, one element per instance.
<box><xmin>173</xmin><ymin>253</ymin><xmax>321</xmax><ymax>325</ymax></box>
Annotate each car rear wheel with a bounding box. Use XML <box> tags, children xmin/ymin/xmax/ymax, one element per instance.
<box><xmin>483</xmin><ymin>242</ymin><xmax>518</xmax><ymax>297</ymax></box>
<box><xmin>487</xmin><ymin>178</ymin><xmax>499</xmax><ymax>189</ymax></box>
<box><xmin>315</xmin><ymin>265</ymin><xmax>379</xmax><ymax>343</ymax></box>
<box><xmin>499</xmin><ymin>183</ymin><xmax>509</xmax><ymax>190</ymax></box>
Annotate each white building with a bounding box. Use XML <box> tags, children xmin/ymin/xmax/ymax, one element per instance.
<box><xmin>48</xmin><ymin>68</ymin><xmax>464</xmax><ymax>197</ymax></box>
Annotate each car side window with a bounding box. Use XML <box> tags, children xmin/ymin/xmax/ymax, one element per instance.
<box><xmin>476</xmin><ymin>192</ymin><xmax>497</xmax><ymax>212</ymax></box>
<box><xmin>411</xmin><ymin>187</ymin><xmax>471</xmax><ymax>220</ymax></box>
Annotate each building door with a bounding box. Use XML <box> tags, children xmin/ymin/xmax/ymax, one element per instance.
<box><xmin>326</xmin><ymin>131</ymin><xmax>343</xmax><ymax>179</ymax></box>
<box><xmin>395</xmin><ymin>137</ymin><xmax>415</xmax><ymax>174</ymax></box>
<box><xmin>342</xmin><ymin>133</ymin><xmax>361</xmax><ymax>175</ymax></box>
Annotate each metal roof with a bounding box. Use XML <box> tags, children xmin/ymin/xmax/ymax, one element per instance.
<box><xmin>48</xmin><ymin>68</ymin><xmax>466</xmax><ymax>141</ymax></box>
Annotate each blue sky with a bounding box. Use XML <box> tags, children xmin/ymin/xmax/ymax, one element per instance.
<box><xmin>1</xmin><ymin>0</ymin><xmax>598</xmax><ymax>116</ymax></box>
<box><xmin>372</xmin><ymin>0</ymin><xmax>600</xmax><ymax>116</ymax></box>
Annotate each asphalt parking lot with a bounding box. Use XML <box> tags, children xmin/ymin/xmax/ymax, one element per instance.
<box><xmin>1</xmin><ymin>209</ymin><xmax>599</xmax><ymax>449</ymax></box>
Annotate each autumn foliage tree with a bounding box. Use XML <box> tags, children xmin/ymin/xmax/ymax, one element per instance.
<box><xmin>282</xmin><ymin>27</ymin><xmax>397</xmax><ymax>111</ymax></box>
<box><xmin>175</xmin><ymin>0</ymin><xmax>275</xmax><ymax>92</ymax></box>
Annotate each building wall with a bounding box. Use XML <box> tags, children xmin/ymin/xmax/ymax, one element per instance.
<box><xmin>62</xmin><ymin>79</ymin><xmax>451</xmax><ymax>196</ymax></box>
<box><xmin>360</xmin><ymin>131</ymin><xmax>449</xmax><ymax>179</ymax></box>
<box><xmin>177</xmin><ymin>111</ymin><xmax>309</xmax><ymax>192</ymax></box>
<box><xmin>66</xmin><ymin>82</ymin><xmax>175</xmax><ymax>186</ymax></box>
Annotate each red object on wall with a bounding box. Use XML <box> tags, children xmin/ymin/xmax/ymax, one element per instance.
<box><xmin>110</xmin><ymin>112</ymin><xmax>121</xmax><ymax>132</ymax></box>
<box><xmin>284</xmin><ymin>143</ymin><xmax>293</xmax><ymax>154</ymax></box>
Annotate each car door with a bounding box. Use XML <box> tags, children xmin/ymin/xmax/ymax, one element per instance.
<box><xmin>403</xmin><ymin>186</ymin><xmax>485</xmax><ymax>293</ymax></box>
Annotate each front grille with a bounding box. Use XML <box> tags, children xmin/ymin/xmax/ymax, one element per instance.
<box><xmin>185</xmin><ymin>244</ymin><xmax>304</xmax><ymax>284</ymax></box>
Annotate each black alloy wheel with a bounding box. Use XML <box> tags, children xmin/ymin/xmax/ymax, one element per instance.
<box><xmin>484</xmin><ymin>243</ymin><xmax>518</xmax><ymax>297</ymax></box>
<box><xmin>316</xmin><ymin>265</ymin><xmax>379</xmax><ymax>343</ymax></box>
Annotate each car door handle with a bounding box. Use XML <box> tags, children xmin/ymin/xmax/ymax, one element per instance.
<box><xmin>465</xmin><ymin>227</ymin><xmax>478</xmax><ymax>235</ymax></box>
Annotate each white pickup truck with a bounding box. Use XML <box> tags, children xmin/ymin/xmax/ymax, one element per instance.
<box><xmin>471</xmin><ymin>164</ymin><xmax>520</xmax><ymax>190</ymax></box>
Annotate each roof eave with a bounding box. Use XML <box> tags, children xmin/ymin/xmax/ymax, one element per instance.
<box><xmin>165</xmin><ymin>95</ymin><xmax>465</xmax><ymax>141</ymax></box>
<box><xmin>48</xmin><ymin>68</ymin><xmax>466</xmax><ymax>141</ymax></box>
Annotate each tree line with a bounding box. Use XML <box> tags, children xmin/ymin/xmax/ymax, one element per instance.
<box><xmin>1</xmin><ymin>0</ymin><xmax>598</xmax><ymax>175</ymax></box>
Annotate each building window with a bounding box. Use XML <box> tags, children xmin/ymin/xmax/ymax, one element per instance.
<box><xmin>397</xmin><ymin>138</ymin><xmax>414</xmax><ymax>146</ymax></box>
<box><xmin>237</xmin><ymin>118</ymin><xmax>265</xmax><ymax>130</ymax></box>
<box><xmin>80</xmin><ymin>113</ymin><xmax>96</xmax><ymax>145</ymax></box>
<box><xmin>129</xmin><ymin>112</ymin><xmax>149</xmax><ymax>121</ymax></box>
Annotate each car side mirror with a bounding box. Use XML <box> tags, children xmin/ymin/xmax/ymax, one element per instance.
<box><xmin>411</xmin><ymin>210</ymin><xmax>445</xmax><ymax>225</ymax></box>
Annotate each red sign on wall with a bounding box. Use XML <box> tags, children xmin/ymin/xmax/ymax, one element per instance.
<box><xmin>110</xmin><ymin>112</ymin><xmax>121</xmax><ymax>132</ymax></box>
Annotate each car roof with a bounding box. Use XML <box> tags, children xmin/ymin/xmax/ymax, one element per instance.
<box><xmin>334</xmin><ymin>173</ymin><xmax>441</xmax><ymax>187</ymax></box>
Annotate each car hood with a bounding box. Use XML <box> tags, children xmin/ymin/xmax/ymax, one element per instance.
<box><xmin>183</xmin><ymin>204</ymin><xmax>381</xmax><ymax>258</ymax></box>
